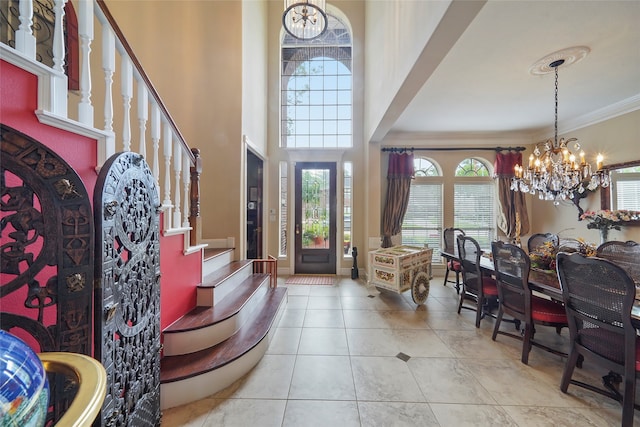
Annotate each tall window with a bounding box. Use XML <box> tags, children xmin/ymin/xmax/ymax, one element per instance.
<box><xmin>343</xmin><ymin>162</ymin><xmax>352</xmax><ymax>257</ymax></box>
<box><xmin>279</xmin><ymin>162</ymin><xmax>288</xmax><ymax>256</ymax></box>
<box><xmin>454</xmin><ymin>158</ymin><xmax>495</xmax><ymax>248</ymax></box>
<box><xmin>402</xmin><ymin>158</ymin><xmax>443</xmax><ymax>262</ymax></box>
<box><xmin>281</xmin><ymin>12</ymin><xmax>352</xmax><ymax>148</ymax></box>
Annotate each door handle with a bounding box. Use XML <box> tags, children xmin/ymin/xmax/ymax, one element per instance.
<box><xmin>296</xmin><ymin>224</ymin><xmax>300</xmax><ymax>235</ymax></box>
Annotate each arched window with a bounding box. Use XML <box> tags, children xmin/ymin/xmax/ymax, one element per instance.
<box><xmin>402</xmin><ymin>157</ymin><xmax>443</xmax><ymax>260</ymax></box>
<box><xmin>455</xmin><ymin>157</ymin><xmax>490</xmax><ymax>177</ymax></box>
<box><xmin>454</xmin><ymin>157</ymin><xmax>495</xmax><ymax>247</ymax></box>
<box><xmin>280</xmin><ymin>10</ymin><xmax>352</xmax><ymax>148</ymax></box>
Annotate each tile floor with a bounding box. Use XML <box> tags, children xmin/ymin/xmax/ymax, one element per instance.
<box><xmin>161</xmin><ymin>275</ymin><xmax>639</xmax><ymax>426</ymax></box>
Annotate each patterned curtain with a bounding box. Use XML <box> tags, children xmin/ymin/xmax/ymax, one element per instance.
<box><xmin>495</xmin><ymin>151</ymin><xmax>529</xmax><ymax>239</ymax></box>
<box><xmin>381</xmin><ymin>152</ymin><xmax>414</xmax><ymax>248</ymax></box>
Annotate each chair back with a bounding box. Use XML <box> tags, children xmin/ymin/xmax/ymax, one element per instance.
<box><xmin>527</xmin><ymin>233</ymin><xmax>559</xmax><ymax>253</ymax></box>
<box><xmin>596</xmin><ymin>240</ymin><xmax>640</xmax><ymax>284</ymax></box>
<box><xmin>457</xmin><ymin>235</ymin><xmax>482</xmax><ymax>294</ymax></box>
<box><xmin>491</xmin><ymin>241</ymin><xmax>530</xmax><ymax>317</ymax></box>
<box><xmin>444</xmin><ymin>228</ymin><xmax>465</xmax><ymax>253</ymax></box>
<box><xmin>556</xmin><ymin>252</ymin><xmax>637</xmax><ymax>364</ymax></box>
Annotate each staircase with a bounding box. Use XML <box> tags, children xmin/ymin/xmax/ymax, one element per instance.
<box><xmin>159</xmin><ymin>249</ymin><xmax>287</xmax><ymax>410</ymax></box>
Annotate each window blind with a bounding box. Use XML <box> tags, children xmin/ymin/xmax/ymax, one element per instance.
<box><xmin>454</xmin><ymin>182</ymin><xmax>495</xmax><ymax>248</ymax></box>
<box><xmin>401</xmin><ymin>182</ymin><xmax>443</xmax><ymax>263</ymax></box>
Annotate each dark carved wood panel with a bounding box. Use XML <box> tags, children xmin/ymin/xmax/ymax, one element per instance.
<box><xmin>94</xmin><ymin>152</ymin><xmax>161</xmax><ymax>426</ymax></box>
<box><xmin>1</xmin><ymin>123</ymin><xmax>94</xmax><ymax>424</ymax></box>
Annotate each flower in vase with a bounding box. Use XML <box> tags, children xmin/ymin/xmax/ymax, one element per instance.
<box><xmin>580</xmin><ymin>209</ymin><xmax>640</xmax><ymax>231</ymax></box>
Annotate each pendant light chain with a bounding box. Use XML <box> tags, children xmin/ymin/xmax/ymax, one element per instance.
<box><xmin>554</xmin><ymin>65</ymin><xmax>559</xmax><ymax>148</ymax></box>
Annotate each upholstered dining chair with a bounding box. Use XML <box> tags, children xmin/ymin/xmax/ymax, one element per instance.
<box><xmin>443</xmin><ymin>227</ymin><xmax>465</xmax><ymax>293</ymax></box>
<box><xmin>527</xmin><ymin>232</ymin><xmax>559</xmax><ymax>254</ymax></box>
<box><xmin>556</xmin><ymin>252</ymin><xmax>640</xmax><ymax>427</ymax></box>
<box><xmin>596</xmin><ymin>240</ymin><xmax>640</xmax><ymax>284</ymax></box>
<box><xmin>456</xmin><ymin>235</ymin><xmax>498</xmax><ymax>328</ymax></box>
<box><xmin>490</xmin><ymin>241</ymin><xmax>568</xmax><ymax>364</ymax></box>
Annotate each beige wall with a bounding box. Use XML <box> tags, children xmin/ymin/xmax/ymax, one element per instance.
<box><xmin>363</xmin><ymin>0</ymin><xmax>450</xmax><ymax>142</ymax></box>
<box><xmin>107</xmin><ymin>0</ymin><xmax>244</xmax><ymax>247</ymax></box>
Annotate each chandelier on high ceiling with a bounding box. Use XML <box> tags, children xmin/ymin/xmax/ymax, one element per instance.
<box><xmin>511</xmin><ymin>47</ymin><xmax>609</xmax><ymax>205</ymax></box>
<box><xmin>282</xmin><ymin>0</ymin><xmax>328</xmax><ymax>40</ymax></box>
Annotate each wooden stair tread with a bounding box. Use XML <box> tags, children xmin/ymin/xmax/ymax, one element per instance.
<box><xmin>198</xmin><ymin>260</ymin><xmax>253</xmax><ymax>288</ymax></box>
<box><xmin>160</xmin><ymin>287</ymin><xmax>287</xmax><ymax>383</ymax></box>
<box><xmin>164</xmin><ymin>274</ymin><xmax>269</xmax><ymax>333</ymax></box>
<box><xmin>203</xmin><ymin>247</ymin><xmax>234</xmax><ymax>261</ymax></box>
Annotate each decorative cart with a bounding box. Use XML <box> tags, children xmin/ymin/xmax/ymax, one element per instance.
<box><xmin>368</xmin><ymin>245</ymin><xmax>433</xmax><ymax>304</ymax></box>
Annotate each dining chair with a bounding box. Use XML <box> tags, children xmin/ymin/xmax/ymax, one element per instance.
<box><xmin>443</xmin><ymin>227</ymin><xmax>465</xmax><ymax>293</ymax></box>
<box><xmin>456</xmin><ymin>235</ymin><xmax>498</xmax><ymax>328</ymax></box>
<box><xmin>491</xmin><ymin>241</ymin><xmax>568</xmax><ymax>364</ymax></box>
<box><xmin>556</xmin><ymin>252</ymin><xmax>640</xmax><ymax>427</ymax></box>
<box><xmin>527</xmin><ymin>232</ymin><xmax>559</xmax><ymax>254</ymax></box>
<box><xmin>596</xmin><ymin>240</ymin><xmax>640</xmax><ymax>284</ymax></box>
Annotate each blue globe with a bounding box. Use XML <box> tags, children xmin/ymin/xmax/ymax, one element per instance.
<box><xmin>0</xmin><ymin>330</ymin><xmax>49</xmax><ymax>427</ymax></box>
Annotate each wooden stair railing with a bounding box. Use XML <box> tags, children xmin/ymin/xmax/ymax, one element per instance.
<box><xmin>253</xmin><ymin>255</ymin><xmax>278</xmax><ymax>289</ymax></box>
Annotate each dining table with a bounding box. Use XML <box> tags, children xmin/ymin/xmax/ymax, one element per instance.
<box><xmin>440</xmin><ymin>249</ymin><xmax>640</xmax><ymax>320</ymax></box>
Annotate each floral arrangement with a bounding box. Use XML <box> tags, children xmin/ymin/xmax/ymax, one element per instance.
<box><xmin>580</xmin><ymin>209</ymin><xmax>640</xmax><ymax>231</ymax></box>
<box><xmin>529</xmin><ymin>238</ymin><xmax>596</xmax><ymax>272</ymax></box>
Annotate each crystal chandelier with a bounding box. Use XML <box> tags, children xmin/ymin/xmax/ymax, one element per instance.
<box><xmin>511</xmin><ymin>55</ymin><xmax>609</xmax><ymax>205</ymax></box>
<box><xmin>282</xmin><ymin>0</ymin><xmax>328</xmax><ymax>40</ymax></box>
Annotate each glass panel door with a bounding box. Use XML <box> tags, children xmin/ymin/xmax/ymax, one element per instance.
<box><xmin>294</xmin><ymin>162</ymin><xmax>336</xmax><ymax>274</ymax></box>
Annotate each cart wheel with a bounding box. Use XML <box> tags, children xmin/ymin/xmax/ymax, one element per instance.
<box><xmin>411</xmin><ymin>271</ymin><xmax>430</xmax><ymax>305</ymax></box>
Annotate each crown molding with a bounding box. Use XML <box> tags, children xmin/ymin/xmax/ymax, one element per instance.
<box><xmin>535</xmin><ymin>94</ymin><xmax>640</xmax><ymax>140</ymax></box>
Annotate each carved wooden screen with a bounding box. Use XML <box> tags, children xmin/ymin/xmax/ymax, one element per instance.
<box><xmin>94</xmin><ymin>152</ymin><xmax>161</xmax><ymax>426</ymax></box>
<box><xmin>0</xmin><ymin>124</ymin><xmax>94</xmax><ymax>423</ymax></box>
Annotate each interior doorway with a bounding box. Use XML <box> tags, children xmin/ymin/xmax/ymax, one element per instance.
<box><xmin>294</xmin><ymin>162</ymin><xmax>336</xmax><ymax>274</ymax></box>
<box><xmin>246</xmin><ymin>150</ymin><xmax>263</xmax><ymax>259</ymax></box>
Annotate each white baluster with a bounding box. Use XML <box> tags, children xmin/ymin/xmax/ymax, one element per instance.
<box><xmin>15</xmin><ymin>0</ymin><xmax>36</xmax><ymax>58</ymax></box>
<box><xmin>173</xmin><ymin>142</ymin><xmax>182</xmax><ymax>228</ymax></box>
<box><xmin>150</xmin><ymin>102</ymin><xmax>161</xmax><ymax>193</ymax></box>
<box><xmin>77</xmin><ymin>0</ymin><xmax>93</xmax><ymax>126</ymax></box>
<box><xmin>102</xmin><ymin>26</ymin><xmax>115</xmax><ymax>133</ymax></box>
<box><xmin>182</xmin><ymin>153</ymin><xmax>191</xmax><ymax>228</ymax></box>
<box><xmin>52</xmin><ymin>0</ymin><xmax>67</xmax><ymax>73</ymax></box>
<box><xmin>163</xmin><ymin>121</ymin><xmax>173</xmax><ymax>217</ymax></box>
<box><xmin>137</xmin><ymin>82</ymin><xmax>148</xmax><ymax>158</ymax></box>
<box><xmin>121</xmin><ymin>57</ymin><xmax>133</xmax><ymax>151</ymax></box>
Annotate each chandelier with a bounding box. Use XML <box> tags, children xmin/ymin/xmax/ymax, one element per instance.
<box><xmin>511</xmin><ymin>50</ymin><xmax>609</xmax><ymax>205</ymax></box>
<box><xmin>283</xmin><ymin>0</ymin><xmax>328</xmax><ymax>40</ymax></box>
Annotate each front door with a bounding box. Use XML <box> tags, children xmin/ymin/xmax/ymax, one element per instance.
<box><xmin>294</xmin><ymin>162</ymin><xmax>336</xmax><ymax>274</ymax></box>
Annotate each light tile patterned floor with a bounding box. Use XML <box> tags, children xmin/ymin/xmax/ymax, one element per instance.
<box><xmin>161</xmin><ymin>275</ymin><xmax>638</xmax><ymax>426</ymax></box>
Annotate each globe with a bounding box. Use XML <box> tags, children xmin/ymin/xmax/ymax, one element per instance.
<box><xmin>0</xmin><ymin>330</ymin><xmax>49</xmax><ymax>427</ymax></box>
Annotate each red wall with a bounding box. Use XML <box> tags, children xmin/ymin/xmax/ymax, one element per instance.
<box><xmin>1</xmin><ymin>60</ymin><xmax>201</xmax><ymax>336</ymax></box>
<box><xmin>159</xmin><ymin>216</ymin><xmax>200</xmax><ymax>330</ymax></box>
<box><xmin>0</xmin><ymin>60</ymin><xmax>98</xmax><ymax>198</ymax></box>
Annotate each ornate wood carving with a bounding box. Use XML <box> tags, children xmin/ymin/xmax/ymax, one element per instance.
<box><xmin>1</xmin><ymin>123</ymin><xmax>94</xmax><ymax>423</ymax></box>
<box><xmin>94</xmin><ymin>151</ymin><xmax>161</xmax><ymax>426</ymax></box>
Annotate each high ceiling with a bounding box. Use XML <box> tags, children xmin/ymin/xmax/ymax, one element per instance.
<box><xmin>384</xmin><ymin>0</ymin><xmax>640</xmax><ymax>142</ymax></box>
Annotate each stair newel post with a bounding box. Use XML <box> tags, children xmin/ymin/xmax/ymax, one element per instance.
<box><xmin>121</xmin><ymin>56</ymin><xmax>133</xmax><ymax>152</ymax></box>
<box><xmin>150</xmin><ymin>101</ymin><xmax>161</xmax><ymax>196</ymax></box>
<box><xmin>182</xmin><ymin>153</ymin><xmax>191</xmax><ymax>229</ymax></box>
<box><xmin>173</xmin><ymin>141</ymin><xmax>182</xmax><ymax>228</ymax></box>
<box><xmin>190</xmin><ymin>148</ymin><xmax>202</xmax><ymax>245</ymax></box>
<box><xmin>78</xmin><ymin>0</ymin><xmax>94</xmax><ymax>126</ymax></box>
<box><xmin>15</xmin><ymin>0</ymin><xmax>36</xmax><ymax>58</ymax></box>
<box><xmin>137</xmin><ymin>82</ymin><xmax>148</xmax><ymax>158</ymax></box>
